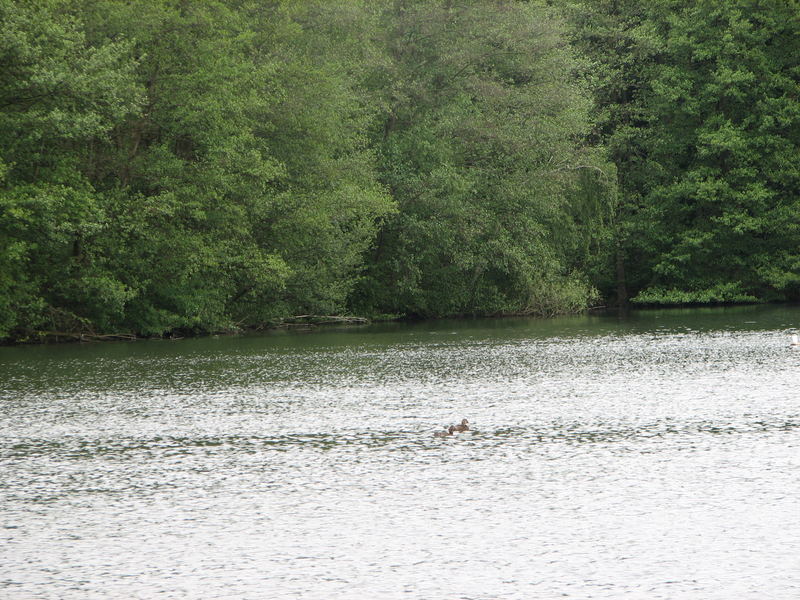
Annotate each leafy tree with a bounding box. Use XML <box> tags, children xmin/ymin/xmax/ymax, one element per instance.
<box><xmin>240</xmin><ymin>0</ymin><xmax>394</xmax><ymax>319</ymax></box>
<box><xmin>559</xmin><ymin>0</ymin><xmax>662</xmax><ymax>305</ymax></box>
<box><xmin>632</xmin><ymin>0</ymin><xmax>800</xmax><ymax>303</ymax></box>
<box><xmin>563</xmin><ymin>0</ymin><xmax>800</xmax><ymax>305</ymax></box>
<box><xmin>0</xmin><ymin>0</ymin><xmax>142</xmax><ymax>337</ymax></box>
<box><xmin>355</xmin><ymin>0</ymin><xmax>615</xmax><ymax>317</ymax></box>
<box><xmin>77</xmin><ymin>0</ymin><xmax>295</xmax><ymax>333</ymax></box>
<box><xmin>1</xmin><ymin>0</ymin><xmax>395</xmax><ymax>341</ymax></box>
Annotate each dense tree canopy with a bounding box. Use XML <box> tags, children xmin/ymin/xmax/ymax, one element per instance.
<box><xmin>634</xmin><ymin>0</ymin><xmax>800</xmax><ymax>304</ymax></box>
<box><xmin>1</xmin><ymin>0</ymin><xmax>395</xmax><ymax>339</ymax></box>
<box><xmin>565</xmin><ymin>0</ymin><xmax>800</xmax><ymax>305</ymax></box>
<box><xmin>1</xmin><ymin>0</ymin><xmax>798</xmax><ymax>342</ymax></box>
<box><xmin>354</xmin><ymin>0</ymin><xmax>613</xmax><ymax>317</ymax></box>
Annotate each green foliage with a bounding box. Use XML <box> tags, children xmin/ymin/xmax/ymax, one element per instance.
<box><xmin>354</xmin><ymin>0</ymin><xmax>614</xmax><ymax>317</ymax></box>
<box><xmin>563</xmin><ymin>0</ymin><xmax>800</xmax><ymax>306</ymax></box>
<box><xmin>635</xmin><ymin>0</ymin><xmax>800</xmax><ymax>303</ymax></box>
<box><xmin>1</xmin><ymin>0</ymin><xmax>394</xmax><ymax>340</ymax></box>
<box><xmin>631</xmin><ymin>283</ymin><xmax>760</xmax><ymax>306</ymax></box>
<box><xmin>8</xmin><ymin>0</ymin><xmax>795</xmax><ymax>342</ymax></box>
<box><xmin>559</xmin><ymin>0</ymin><xmax>664</xmax><ymax>302</ymax></box>
<box><xmin>0</xmin><ymin>0</ymin><xmax>142</xmax><ymax>337</ymax></box>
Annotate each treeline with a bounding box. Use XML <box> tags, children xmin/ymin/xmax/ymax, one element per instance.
<box><xmin>567</xmin><ymin>0</ymin><xmax>800</xmax><ymax>306</ymax></box>
<box><xmin>0</xmin><ymin>0</ymin><xmax>797</xmax><ymax>342</ymax></box>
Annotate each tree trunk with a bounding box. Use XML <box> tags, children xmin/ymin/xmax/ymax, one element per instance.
<box><xmin>615</xmin><ymin>247</ymin><xmax>628</xmax><ymax>309</ymax></box>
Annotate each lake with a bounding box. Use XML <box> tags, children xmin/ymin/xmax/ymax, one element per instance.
<box><xmin>1</xmin><ymin>305</ymin><xmax>799</xmax><ymax>599</ymax></box>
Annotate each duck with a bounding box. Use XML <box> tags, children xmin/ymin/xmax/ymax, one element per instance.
<box><xmin>434</xmin><ymin>425</ymin><xmax>456</xmax><ymax>438</ymax></box>
<box><xmin>453</xmin><ymin>418</ymin><xmax>470</xmax><ymax>432</ymax></box>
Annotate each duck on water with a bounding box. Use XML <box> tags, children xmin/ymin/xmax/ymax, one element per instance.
<box><xmin>433</xmin><ymin>419</ymin><xmax>470</xmax><ymax>437</ymax></box>
<box><xmin>433</xmin><ymin>425</ymin><xmax>456</xmax><ymax>438</ymax></box>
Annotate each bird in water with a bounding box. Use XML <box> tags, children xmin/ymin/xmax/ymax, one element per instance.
<box><xmin>453</xmin><ymin>418</ymin><xmax>470</xmax><ymax>432</ymax></box>
<box><xmin>792</xmin><ymin>334</ymin><xmax>799</xmax><ymax>348</ymax></box>
<box><xmin>434</xmin><ymin>425</ymin><xmax>456</xmax><ymax>438</ymax></box>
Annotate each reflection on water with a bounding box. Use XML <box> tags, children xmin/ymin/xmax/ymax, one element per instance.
<box><xmin>1</xmin><ymin>304</ymin><xmax>800</xmax><ymax>599</ymax></box>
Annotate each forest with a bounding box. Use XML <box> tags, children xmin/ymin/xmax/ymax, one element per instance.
<box><xmin>1</xmin><ymin>0</ymin><xmax>798</xmax><ymax>342</ymax></box>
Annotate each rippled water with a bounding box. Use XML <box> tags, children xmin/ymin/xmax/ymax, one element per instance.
<box><xmin>2</xmin><ymin>305</ymin><xmax>800</xmax><ymax>599</ymax></box>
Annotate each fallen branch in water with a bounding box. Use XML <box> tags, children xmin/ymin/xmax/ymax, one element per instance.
<box><xmin>279</xmin><ymin>315</ymin><xmax>370</xmax><ymax>327</ymax></box>
<box><xmin>34</xmin><ymin>331</ymin><xmax>138</xmax><ymax>342</ymax></box>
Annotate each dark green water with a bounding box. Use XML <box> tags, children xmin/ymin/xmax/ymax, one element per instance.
<box><xmin>2</xmin><ymin>305</ymin><xmax>799</xmax><ymax>599</ymax></box>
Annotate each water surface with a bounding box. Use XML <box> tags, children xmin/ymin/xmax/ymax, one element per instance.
<box><xmin>2</xmin><ymin>305</ymin><xmax>799</xmax><ymax>598</ymax></box>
